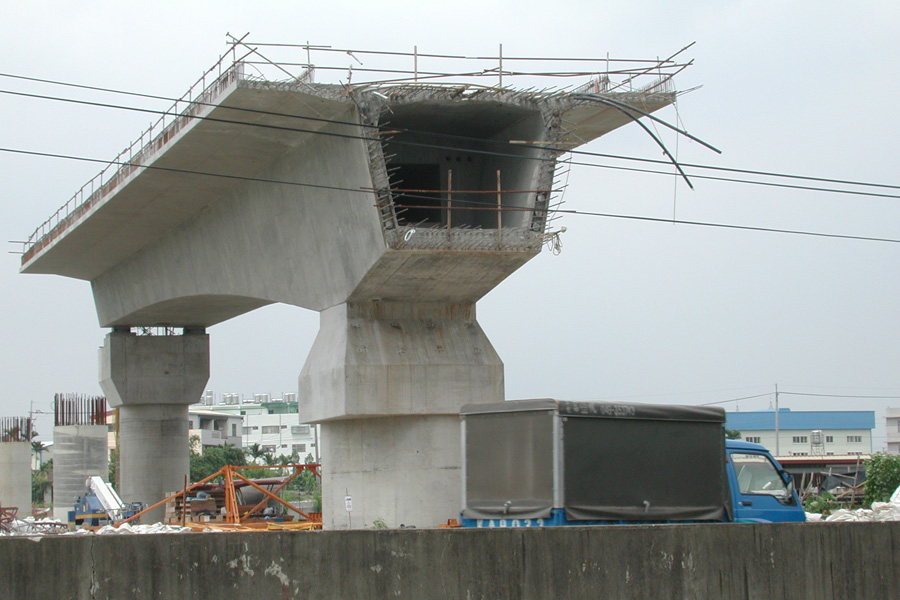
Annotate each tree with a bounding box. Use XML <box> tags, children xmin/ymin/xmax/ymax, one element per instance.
<box><xmin>245</xmin><ymin>443</ymin><xmax>266</xmax><ymax>464</ymax></box>
<box><xmin>109</xmin><ymin>448</ymin><xmax>118</xmax><ymax>489</ymax></box>
<box><xmin>864</xmin><ymin>453</ymin><xmax>900</xmax><ymax>506</ymax></box>
<box><xmin>31</xmin><ymin>440</ymin><xmax>49</xmax><ymax>469</ymax></box>
<box><xmin>189</xmin><ymin>440</ymin><xmax>248</xmax><ymax>483</ymax></box>
<box><xmin>32</xmin><ymin>458</ymin><xmax>53</xmax><ymax>504</ymax></box>
<box><xmin>725</xmin><ymin>429</ymin><xmax>742</xmax><ymax>440</ymax></box>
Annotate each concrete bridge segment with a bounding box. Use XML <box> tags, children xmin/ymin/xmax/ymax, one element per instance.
<box><xmin>21</xmin><ymin>58</ymin><xmax>675</xmax><ymax>527</ymax></box>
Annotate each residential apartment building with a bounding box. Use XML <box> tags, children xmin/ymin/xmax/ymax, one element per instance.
<box><xmin>187</xmin><ymin>408</ymin><xmax>243</xmax><ymax>450</ymax></box>
<box><xmin>196</xmin><ymin>392</ymin><xmax>318</xmax><ymax>461</ymax></box>
<box><xmin>726</xmin><ymin>409</ymin><xmax>875</xmax><ymax>457</ymax></box>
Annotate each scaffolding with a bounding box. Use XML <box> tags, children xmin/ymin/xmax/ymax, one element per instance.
<box><xmin>118</xmin><ymin>463</ymin><xmax>322</xmax><ymax>531</ymax></box>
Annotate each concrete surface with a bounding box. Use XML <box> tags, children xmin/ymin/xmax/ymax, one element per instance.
<box><xmin>1</xmin><ymin>523</ymin><xmax>898</xmax><ymax>599</ymax></box>
<box><xmin>320</xmin><ymin>415</ymin><xmax>465</xmax><ymax>529</ymax></box>
<box><xmin>51</xmin><ymin>425</ymin><xmax>108</xmax><ymax>521</ymax></box>
<box><xmin>99</xmin><ymin>330</ymin><xmax>209</xmax><ymax>521</ymax></box>
<box><xmin>0</xmin><ymin>443</ymin><xmax>31</xmax><ymax>514</ymax></box>
<box><xmin>301</xmin><ymin>301</ymin><xmax>503</xmax><ymax>528</ymax></box>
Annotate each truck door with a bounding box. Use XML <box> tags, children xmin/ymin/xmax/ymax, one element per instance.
<box><xmin>726</xmin><ymin>451</ymin><xmax>804</xmax><ymax>523</ymax></box>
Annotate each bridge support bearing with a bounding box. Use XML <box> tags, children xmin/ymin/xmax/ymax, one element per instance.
<box><xmin>299</xmin><ymin>302</ymin><xmax>503</xmax><ymax>529</ymax></box>
<box><xmin>99</xmin><ymin>329</ymin><xmax>209</xmax><ymax>522</ymax></box>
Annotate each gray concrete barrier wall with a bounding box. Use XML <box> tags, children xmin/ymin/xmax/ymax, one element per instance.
<box><xmin>1</xmin><ymin>522</ymin><xmax>898</xmax><ymax>599</ymax></box>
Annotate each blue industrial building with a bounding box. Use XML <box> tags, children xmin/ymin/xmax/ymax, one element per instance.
<box><xmin>726</xmin><ymin>409</ymin><xmax>875</xmax><ymax>456</ymax></box>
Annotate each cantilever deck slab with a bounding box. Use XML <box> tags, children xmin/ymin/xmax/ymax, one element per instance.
<box><xmin>21</xmin><ymin>65</ymin><xmax>674</xmax><ymax>328</ymax></box>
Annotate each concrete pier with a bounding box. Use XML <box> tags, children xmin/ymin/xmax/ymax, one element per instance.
<box><xmin>301</xmin><ymin>301</ymin><xmax>503</xmax><ymax>527</ymax></box>
<box><xmin>0</xmin><ymin>442</ymin><xmax>31</xmax><ymax>515</ymax></box>
<box><xmin>99</xmin><ymin>329</ymin><xmax>209</xmax><ymax>521</ymax></box>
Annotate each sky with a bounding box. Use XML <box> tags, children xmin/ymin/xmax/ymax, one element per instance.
<box><xmin>2</xmin><ymin>1</ymin><xmax>899</xmax><ymax>449</ymax></box>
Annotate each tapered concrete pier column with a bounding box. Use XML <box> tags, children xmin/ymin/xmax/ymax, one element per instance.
<box><xmin>299</xmin><ymin>302</ymin><xmax>503</xmax><ymax>529</ymax></box>
<box><xmin>99</xmin><ymin>328</ymin><xmax>209</xmax><ymax>522</ymax></box>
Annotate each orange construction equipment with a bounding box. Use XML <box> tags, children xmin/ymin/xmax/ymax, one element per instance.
<box><xmin>117</xmin><ymin>463</ymin><xmax>322</xmax><ymax>529</ymax></box>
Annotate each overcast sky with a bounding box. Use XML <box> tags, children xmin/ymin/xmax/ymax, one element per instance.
<box><xmin>2</xmin><ymin>1</ymin><xmax>899</xmax><ymax>448</ymax></box>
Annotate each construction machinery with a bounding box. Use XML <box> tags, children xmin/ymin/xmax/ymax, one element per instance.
<box><xmin>69</xmin><ymin>476</ymin><xmax>144</xmax><ymax>527</ymax></box>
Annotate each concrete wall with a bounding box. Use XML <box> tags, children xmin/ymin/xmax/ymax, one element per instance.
<box><xmin>0</xmin><ymin>442</ymin><xmax>31</xmax><ymax>513</ymax></box>
<box><xmin>52</xmin><ymin>425</ymin><xmax>109</xmax><ymax>521</ymax></box>
<box><xmin>1</xmin><ymin>523</ymin><xmax>898</xmax><ymax>599</ymax></box>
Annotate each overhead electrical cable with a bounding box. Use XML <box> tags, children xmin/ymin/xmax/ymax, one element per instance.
<box><xmin>1</xmin><ymin>72</ymin><xmax>898</xmax><ymax>194</ymax></box>
<box><xmin>5</xmin><ymin>145</ymin><xmax>900</xmax><ymax>247</ymax></box>
<box><xmin>2</xmin><ymin>86</ymin><xmax>898</xmax><ymax>202</ymax></box>
<box><xmin>700</xmin><ymin>393</ymin><xmax>774</xmax><ymax>406</ymax></box>
<box><xmin>778</xmin><ymin>392</ymin><xmax>900</xmax><ymax>400</ymax></box>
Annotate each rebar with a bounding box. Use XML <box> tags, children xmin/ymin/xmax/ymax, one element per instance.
<box><xmin>54</xmin><ymin>393</ymin><xmax>107</xmax><ymax>427</ymax></box>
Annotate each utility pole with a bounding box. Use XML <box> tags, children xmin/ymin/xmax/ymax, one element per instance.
<box><xmin>774</xmin><ymin>384</ymin><xmax>780</xmax><ymax>456</ymax></box>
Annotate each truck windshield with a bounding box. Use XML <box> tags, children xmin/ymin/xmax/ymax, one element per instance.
<box><xmin>731</xmin><ymin>453</ymin><xmax>789</xmax><ymax>497</ymax></box>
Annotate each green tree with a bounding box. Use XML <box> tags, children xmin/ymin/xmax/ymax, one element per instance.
<box><xmin>189</xmin><ymin>440</ymin><xmax>248</xmax><ymax>483</ymax></box>
<box><xmin>109</xmin><ymin>448</ymin><xmax>118</xmax><ymax>489</ymax></box>
<box><xmin>31</xmin><ymin>440</ymin><xmax>48</xmax><ymax>467</ymax></box>
<box><xmin>864</xmin><ymin>453</ymin><xmax>900</xmax><ymax>506</ymax></box>
<box><xmin>245</xmin><ymin>443</ymin><xmax>266</xmax><ymax>464</ymax></box>
<box><xmin>32</xmin><ymin>458</ymin><xmax>53</xmax><ymax>504</ymax></box>
<box><xmin>725</xmin><ymin>429</ymin><xmax>742</xmax><ymax>440</ymax></box>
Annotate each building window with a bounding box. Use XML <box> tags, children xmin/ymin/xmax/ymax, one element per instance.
<box><xmin>790</xmin><ymin>452</ymin><xmax>809</xmax><ymax>456</ymax></box>
<box><xmin>847</xmin><ymin>435</ymin><xmax>862</xmax><ymax>443</ymax></box>
<box><xmin>848</xmin><ymin>451</ymin><xmax>863</xmax><ymax>456</ymax></box>
<box><xmin>292</xmin><ymin>425</ymin><xmax>310</xmax><ymax>435</ymax></box>
<box><xmin>281</xmin><ymin>425</ymin><xmax>288</xmax><ymax>429</ymax></box>
<box><xmin>825</xmin><ymin>435</ymin><xmax>834</xmax><ymax>443</ymax></box>
<box><xmin>262</xmin><ymin>426</ymin><xmax>280</xmax><ymax>435</ymax></box>
<box><xmin>292</xmin><ymin>444</ymin><xmax>306</xmax><ymax>454</ymax></box>
<box><xmin>746</xmin><ymin>436</ymin><xmax>761</xmax><ymax>444</ymax></box>
<box><xmin>792</xmin><ymin>436</ymin><xmax>808</xmax><ymax>444</ymax></box>
<box><xmin>231</xmin><ymin>424</ymin><xmax>238</xmax><ymax>437</ymax></box>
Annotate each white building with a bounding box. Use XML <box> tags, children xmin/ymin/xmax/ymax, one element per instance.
<box><xmin>885</xmin><ymin>408</ymin><xmax>900</xmax><ymax>454</ymax></box>
<box><xmin>726</xmin><ymin>409</ymin><xmax>875</xmax><ymax>457</ymax></box>
<box><xmin>195</xmin><ymin>392</ymin><xmax>318</xmax><ymax>461</ymax></box>
<box><xmin>187</xmin><ymin>408</ymin><xmax>243</xmax><ymax>450</ymax></box>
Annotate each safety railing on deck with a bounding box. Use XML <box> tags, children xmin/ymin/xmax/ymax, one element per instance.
<box><xmin>20</xmin><ymin>54</ymin><xmax>246</xmax><ymax>264</ymax></box>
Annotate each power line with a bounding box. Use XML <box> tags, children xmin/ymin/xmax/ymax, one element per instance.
<box><xmin>700</xmin><ymin>393</ymin><xmax>773</xmax><ymax>406</ymax></box>
<box><xmin>5</xmin><ymin>145</ymin><xmax>900</xmax><ymax>246</ymax></box>
<box><xmin>0</xmin><ymin>147</ymin><xmax>372</xmax><ymax>195</ymax></box>
<box><xmin>556</xmin><ymin>206</ymin><xmax>900</xmax><ymax>244</ymax></box>
<box><xmin>1</xmin><ymin>73</ymin><xmax>899</xmax><ymax>197</ymax></box>
<box><xmin>779</xmin><ymin>391</ymin><xmax>900</xmax><ymax>400</ymax></box>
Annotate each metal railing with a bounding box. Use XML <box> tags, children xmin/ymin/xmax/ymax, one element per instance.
<box><xmin>21</xmin><ymin>54</ymin><xmax>245</xmax><ymax>263</ymax></box>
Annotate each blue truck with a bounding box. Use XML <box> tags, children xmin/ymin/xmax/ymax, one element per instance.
<box><xmin>460</xmin><ymin>399</ymin><xmax>805</xmax><ymax>526</ymax></box>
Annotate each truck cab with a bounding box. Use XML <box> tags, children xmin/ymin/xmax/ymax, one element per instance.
<box><xmin>726</xmin><ymin>440</ymin><xmax>805</xmax><ymax>523</ymax></box>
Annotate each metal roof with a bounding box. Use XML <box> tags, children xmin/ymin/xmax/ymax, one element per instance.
<box><xmin>726</xmin><ymin>409</ymin><xmax>875</xmax><ymax>431</ymax></box>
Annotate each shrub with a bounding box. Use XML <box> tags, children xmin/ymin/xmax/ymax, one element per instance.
<box><xmin>863</xmin><ymin>453</ymin><xmax>900</xmax><ymax>506</ymax></box>
<box><xmin>804</xmin><ymin>491</ymin><xmax>837</xmax><ymax>515</ymax></box>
